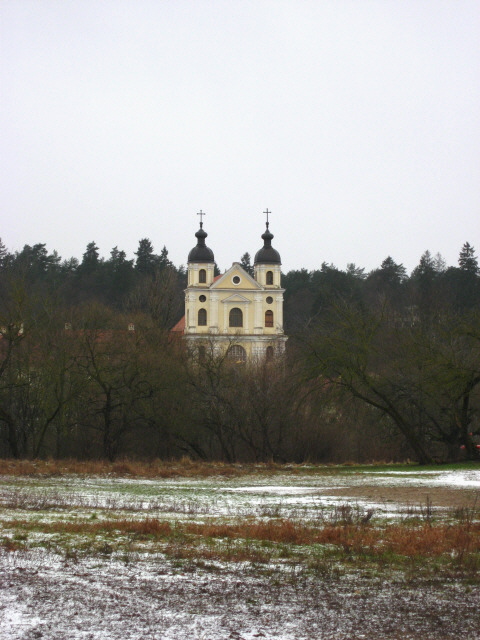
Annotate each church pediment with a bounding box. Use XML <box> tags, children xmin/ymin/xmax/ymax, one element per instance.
<box><xmin>211</xmin><ymin>263</ymin><xmax>262</xmax><ymax>290</ymax></box>
<box><xmin>221</xmin><ymin>293</ymin><xmax>252</xmax><ymax>304</ymax></box>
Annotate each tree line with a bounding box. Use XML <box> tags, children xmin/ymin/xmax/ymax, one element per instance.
<box><xmin>0</xmin><ymin>237</ymin><xmax>479</xmax><ymax>463</ymax></box>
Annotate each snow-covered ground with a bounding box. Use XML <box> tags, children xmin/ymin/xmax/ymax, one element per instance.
<box><xmin>360</xmin><ymin>468</ymin><xmax>480</xmax><ymax>488</ymax></box>
<box><xmin>1</xmin><ymin>547</ymin><xmax>479</xmax><ymax>640</ymax></box>
<box><xmin>1</xmin><ymin>467</ymin><xmax>479</xmax><ymax>639</ymax></box>
<box><xmin>3</xmin><ymin>467</ymin><xmax>479</xmax><ymax>520</ymax></box>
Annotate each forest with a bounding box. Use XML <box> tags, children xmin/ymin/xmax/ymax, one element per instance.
<box><xmin>0</xmin><ymin>237</ymin><xmax>479</xmax><ymax>464</ymax></box>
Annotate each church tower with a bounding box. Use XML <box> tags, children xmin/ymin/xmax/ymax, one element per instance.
<box><xmin>186</xmin><ymin>211</ymin><xmax>215</xmax><ymax>287</ymax></box>
<box><xmin>182</xmin><ymin>211</ymin><xmax>287</xmax><ymax>362</ymax></box>
<box><xmin>254</xmin><ymin>216</ymin><xmax>282</xmax><ymax>288</ymax></box>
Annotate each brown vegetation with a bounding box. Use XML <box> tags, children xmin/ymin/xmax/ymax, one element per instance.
<box><xmin>3</xmin><ymin>515</ymin><xmax>479</xmax><ymax>564</ymax></box>
<box><xmin>0</xmin><ymin>457</ymin><xmax>287</xmax><ymax>478</ymax></box>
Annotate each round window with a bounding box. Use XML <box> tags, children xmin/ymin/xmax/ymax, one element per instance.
<box><xmin>199</xmin><ymin>295</ymin><xmax>206</xmax><ymax>302</ymax></box>
<box><xmin>232</xmin><ymin>275</ymin><xmax>241</xmax><ymax>285</ymax></box>
<box><xmin>266</xmin><ymin>296</ymin><xmax>273</xmax><ymax>304</ymax></box>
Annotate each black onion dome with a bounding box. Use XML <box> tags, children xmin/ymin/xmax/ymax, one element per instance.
<box><xmin>254</xmin><ymin>223</ymin><xmax>281</xmax><ymax>264</ymax></box>
<box><xmin>188</xmin><ymin>223</ymin><xmax>215</xmax><ymax>263</ymax></box>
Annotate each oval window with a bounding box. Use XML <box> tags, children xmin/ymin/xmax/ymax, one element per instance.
<box><xmin>199</xmin><ymin>295</ymin><xmax>206</xmax><ymax>302</ymax></box>
<box><xmin>266</xmin><ymin>296</ymin><xmax>273</xmax><ymax>304</ymax></box>
<box><xmin>232</xmin><ymin>275</ymin><xmax>241</xmax><ymax>285</ymax></box>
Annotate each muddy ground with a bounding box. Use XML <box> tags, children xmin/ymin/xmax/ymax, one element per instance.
<box><xmin>1</xmin><ymin>468</ymin><xmax>479</xmax><ymax>639</ymax></box>
<box><xmin>328</xmin><ymin>483</ymin><xmax>479</xmax><ymax>508</ymax></box>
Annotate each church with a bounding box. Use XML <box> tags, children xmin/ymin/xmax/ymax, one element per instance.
<box><xmin>174</xmin><ymin>212</ymin><xmax>287</xmax><ymax>362</ymax></box>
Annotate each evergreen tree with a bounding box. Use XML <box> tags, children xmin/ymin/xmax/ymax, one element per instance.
<box><xmin>365</xmin><ymin>256</ymin><xmax>407</xmax><ymax>309</ymax></box>
<box><xmin>458</xmin><ymin>242</ymin><xmax>479</xmax><ymax>274</ymax></box>
<box><xmin>157</xmin><ymin>246</ymin><xmax>173</xmax><ymax>270</ymax></box>
<box><xmin>346</xmin><ymin>263</ymin><xmax>366</xmax><ymax>279</ymax></box>
<box><xmin>379</xmin><ymin>256</ymin><xmax>407</xmax><ymax>282</ymax></box>
<box><xmin>12</xmin><ymin>243</ymin><xmax>61</xmax><ymax>285</ymax></box>
<box><xmin>411</xmin><ymin>250</ymin><xmax>435</xmax><ymax>278</ymax></box>
<box><xmin>61</xmin><ymin>257</ymin><xmax>79</xmax><ymax>274</ymax></box>
<box><xmin>240</xmin><ymin>252</ymin><xmax>254</xmax><ymax>277</ymax></box>
<box><xmin>410</xmin><ymin>251</ymin><xmax>438</xmax><ymax>318</ymax></box>
<box><xmin>0</xmin><ymin>238</ymin><xmax>12</xmax><ymax>269</ymax></box>
<box><xmin>108</xmin><ymin>246</ymin><xmax>131</xmax><ymax>271</ymax></box>
<box><xmin>105</xmin><ymin>246</ymin><xmax>134</xmax><ymax>303</ymax></box>
<box><xmin>80</xmin><ymin>242</ymin><xmax>100</xmax><ymax>273</ymax></box>
<box><xmin>135</xmin><ymin>238</ymin><xmax>156</xmax><ymax>274</ymax></box>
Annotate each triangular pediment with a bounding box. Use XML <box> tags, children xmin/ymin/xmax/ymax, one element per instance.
<box><xmin>211</xmin><ymin>263</ymin><xmax>262</xmax><ymax>290</ymax></box>
<box><xmin>221</xmin><ymin>293</ymin><xmax>252</xmax><ymax>304</ymax></box>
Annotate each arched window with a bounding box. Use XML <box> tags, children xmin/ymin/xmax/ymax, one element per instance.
<box><xmin>229</xmin><ymin>307</ymin><xmax>243</xmax><ymax>327</ymax></box>
<box><xmin>227</xmin><ymin>345</ymin><xmax>247</xmax><ymax>363</ymax></box>
<box><xmin>198</xmin><ymin>308</ymin><xmax>207</xmax><ymax>326</ymax></box>
<box><xmin>265</xmin><ymin>310</ymin><xmax>274</xmax><ymax>327</ymax></box>
<box><xmin>266</xmin><ymin>346</ymin><xmax>274</xmax><ymax>361</ymax></box>
<box><xmin>199</xmin><ymin>269</ymin><xmax>206</xmax><ymax>283</ymax></box>
<box><xmin>266</xmin><ymin>270</ymin><xmax>274</xmax><ymax>285</ymax></box>
<box><xmin>198</xmin><ymin>346</ymin><xmax>206</xmax><ymax>363</ymax></box>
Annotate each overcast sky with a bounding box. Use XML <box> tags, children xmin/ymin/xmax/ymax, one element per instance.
<box><xmin>1</xmin><ymin>0</ymin><xmax>479</xmax><ymax>274</ymax></box>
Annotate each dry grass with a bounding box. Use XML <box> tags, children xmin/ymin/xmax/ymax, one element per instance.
<box><xmin>185</xmin><ymin>519</ymin><xmax>480</xmax><ymax>558</ymax></box>
<box><xmin>0</xmin><ymin>457</ymin><xmax>288</xmax><ymax>478</ymax></box>
<box><xmin>4</xmin><ymin>516</ymin><xmax>478</xmax><ymax>563</ymax></box>
<box><xmin>4</xmin><ymin>517</ymin><xmax>172</xmax><ymax>537</ymax></box>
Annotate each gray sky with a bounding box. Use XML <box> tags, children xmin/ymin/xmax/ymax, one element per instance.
<box><xmin>1</xmin><ymin>0</ymin><xmax>479</xmax><ymax>274</ymax></box>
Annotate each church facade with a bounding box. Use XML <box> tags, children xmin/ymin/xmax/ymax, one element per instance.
<box><xmin>181</xmin><ymin>215</ymin><xmax>287</xmax><ymax>362</ymax></box>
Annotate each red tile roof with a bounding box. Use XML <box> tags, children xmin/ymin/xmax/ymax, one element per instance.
<box><xmin>170</xmin><ymin>316</ymin><xmax>185</xmax><ymax>334</ymax></box>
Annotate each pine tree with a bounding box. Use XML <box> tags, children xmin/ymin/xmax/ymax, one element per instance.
<box><xmin>380</xmin><ymin>256</ymin><xmax>407</xmax><ymax>281</ymax></box>
<box><xmin>157</xmin><ymin>246</ymin><xmax>173</xmax><ymax>270</ymax></box>
<box><xmin>412</xmin><ymin>250</ymin><xmax>435</xmax><ymax>278</ymax></box>
<box><xmin>0</xmin><ymin>238</ymin><xmax>11</xmax><ymax>268</ymax></box>
<box><xmin>458</xmin><ymin>242</ymin><xmax>479</xmax><ymax>274</ymax></box>
<box><xmin>346</xmin><ymin>263</ymin><xmax>366</xmax><ymax>279</ymax></box>
<box><xmin>81</xmin><ymin>242</ymin><xmax>100</xmax><ymax>272</ymax></box>
<box><xmin>240</xmin><ymin>252</ymin><xmax>254</xmax><ymax>277</ymax></box>
<box><xmin>135</xmin><ymin>238</ymin><xmax>156</xmax><ymax>274</ymax></box>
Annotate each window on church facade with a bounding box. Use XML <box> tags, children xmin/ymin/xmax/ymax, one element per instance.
<box><xmin>227</xmin><ymin>344</ymin><xmax>246</xmax><ymax>363</ymax></box>
<box><xmin>265</xmin><ymin>310</ymin><xmax>274</xmax><ymax>327</ymax></box>
<box><xmin>198</xmin><ymin>308</ymin><xmax>207</xmax><ymax>326</ymax></box>
<box><xmin>198</xmin><ymin>346</ymin><xmax>206</xmax><ymax>362</ymax></box>
<box><xmin>199</xmin><ymin>269</ymin><xmax>206</xmax><ymax>283</ymax></box>
<box><xmin>266</xmin><ymin>271</ymin><xmax>273</xmax><ymax>285</ymax></box>
<box><xmin>266</xmin><ymin>346</ymin><xmax>274</xmax><ymax>361</ymax></box>
<box><xmin>229</xmin><ymin>307</ymin><xmax>243</xmax><ymax>327</ymax></box>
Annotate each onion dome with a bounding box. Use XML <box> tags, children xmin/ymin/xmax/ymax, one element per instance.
<box><xmin>188</xmin><ymin>222</ymin><xmax>215</xmax><ymax>263</ymax></box>
<box><xmin>254</xmin><ymin>222</ymin><xmax>281</xmax><ymax>264</ymax></box>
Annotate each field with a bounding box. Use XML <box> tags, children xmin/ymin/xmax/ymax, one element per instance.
<box><xmin>0</xmin><ymin>460</ymin><xmax>479</xmax><ymax>640</ymax></box>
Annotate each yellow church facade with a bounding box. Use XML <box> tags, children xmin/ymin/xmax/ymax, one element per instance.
<box><xmin>183</xmin><ymin>215</ymin><xmax>287</xmax><ymax>362</ymax></box>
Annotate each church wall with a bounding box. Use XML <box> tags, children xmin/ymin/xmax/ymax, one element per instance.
<box><xmin>185</xmin><ymin>286</ymin><xmax>284</xmax><ymax>337</ymax></box>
